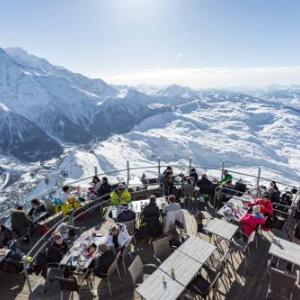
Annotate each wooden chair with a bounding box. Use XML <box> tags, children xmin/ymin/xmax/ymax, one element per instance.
<box><xmin>152</xmin><ymin>236</ymin><xmax>172</xmax><ymax>264</ymax></box>
<box><xmin>184</xmin><ymin>271</ymin><xmax>222</xmax><ymax>300</ymax></box>
<box><xmin>266</xmin><ymin>267</ymin><xmax>296</xmax><ymax>300</ymax></box>
<box><xmin>120</xmin><ymin>220</ymin><xmax>135</xmax><ymax>236</ymax></box>
<box><xmin>230</xmin><ymin>231</ymin><xmax>255</xmax><ymax>268</ymax></box>
<box><xmin>121</xmin><ymin>236</ymin><xmax>134</xmax><ymax>273</ymax></box>
<box><xmin>128</xmin><ymin>255</ymin><xmax>158</xmax><ymax>288</ymax></box>
<box><xmin>55</xmin><ymin>276</ymin><xmax>82</xmax><ymax>300</ymax></box>
<box><xmin>105</xmin><ymin>251</ymin><xmax>121</xmax><ymax>296</ymax></box>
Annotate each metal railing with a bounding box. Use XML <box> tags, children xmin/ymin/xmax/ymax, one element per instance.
<box><xmin>2</xmin><ymin>159</ymin><xmax>298</xmax><ymax>223</ymax></box>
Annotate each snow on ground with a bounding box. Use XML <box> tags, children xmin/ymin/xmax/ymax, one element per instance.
<box><xmin>1</xmin><ymin>88</ymin><xmax>300</xmax><ymax>209</ymax></box>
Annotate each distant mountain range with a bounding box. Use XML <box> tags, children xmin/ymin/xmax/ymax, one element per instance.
<box><xmin>0</xmin><ymin>47</ymin><xmax>300</xmax><ymax>194</ymax></box>
<box><xmin>0</xmin><ymin>47</ymin><xmax>170</xmax><ymax>161</ymax></box>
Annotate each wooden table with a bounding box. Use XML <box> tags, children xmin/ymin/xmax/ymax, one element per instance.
<box><xmin>205</xmin><ymin>218</ymin><xmax>238</xmax><ymax>241</ymax></box>
<box><xmin>218</xmin><ymin>198</ymin><xmax>248</xmax><ymax>222</ymax></box>
<box><xmin>129</xmin><ymin>197</ymin><xmax>167</xmax><ymax>214</ymax></box>
<box><xmin>136</xmin><ymin>268</ymin><xmax>185</xmax><ymax>300</ymax></box>
<box><xmin>159</xmin><ymin>250</ymin><xmax>202</xmax><ymax>286</ymax></box>
<box><xmin>60</xmin><ymin>233</ymin><xmax>107</xmax><ymax>269</ymax></box>
<box><xmin>178</xmin><ymin>236</ymin><xmax>216</xmax><ymax>264</ymax></box>
<box><xmin>269</xmin><ymin>237</ymin><xmax>300</xmax><ymax>267</ymax></box>
<box><xmin>232</xmin><ymin>193</ymin><xmax>255</xmax><ymax>203</ymax></box>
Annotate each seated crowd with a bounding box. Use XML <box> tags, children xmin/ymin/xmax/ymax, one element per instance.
<box><xmin>1</xmin><ymin>163</ymin><xmax>299</xmax><ymax>300</ymax></box>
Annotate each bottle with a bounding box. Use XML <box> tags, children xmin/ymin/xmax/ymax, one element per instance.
<box><xmin>171</xmin><ymin>268</ymin><xmax>175</xmax><ymax>280</ymax></box>
<box><xmin>162</xmin><ymin>275</ymin><xmax>167</xmax><ymax>289</ymax></box>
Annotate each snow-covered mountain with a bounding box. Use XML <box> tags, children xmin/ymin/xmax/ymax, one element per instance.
<box><xmin>0</xmin><ymin>102</ymin><xmax>63</xmax><ymax>161</ymax></box>
<box><xmin>0</xmin><ymin>47</ymin><xmax>169</xmax><ymax>160</ymax></box>
<box><xmin>1</xmin><ymin>48</ymin><xmax>300</xmax><ymax>210</ymax></box>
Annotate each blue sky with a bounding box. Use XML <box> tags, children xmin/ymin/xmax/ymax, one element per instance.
<box><xmin>1</xmin><ymin>0</ymin><xmax>300</xmax><ymax>87</ymax></box>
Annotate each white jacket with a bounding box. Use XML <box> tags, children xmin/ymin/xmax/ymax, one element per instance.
<box><xmin>106</xmin><ymin>225</ymin><xmax>130</xmax><ymax>249</ymax></box>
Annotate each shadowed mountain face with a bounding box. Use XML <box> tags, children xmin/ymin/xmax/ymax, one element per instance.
<box><xmin>0</xmin><ymin>48</ymin><xmax>170</xmax><ymax>161</ymax></box>
<box><xmin>0</xmin><ymin>105</ymin><xmax>63</xmax><ymax>162</ymax></box>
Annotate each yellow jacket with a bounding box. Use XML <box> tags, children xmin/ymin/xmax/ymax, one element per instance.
<box><xmin>110</xmin><ymin>190</ymin><xmax>132</xmax><ymax>206</ymax></box>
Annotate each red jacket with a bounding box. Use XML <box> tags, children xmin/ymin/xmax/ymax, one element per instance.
<box><xmin>241</xmin><ymin>214</ymin><xmax>265</xmax><ymax>236</ymax></box>
<box><xmin>248</xmin><ymin>198</ymin><xmax>273</xmax><ymax>216</ymax></box>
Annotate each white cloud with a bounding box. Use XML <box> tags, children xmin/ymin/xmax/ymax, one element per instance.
<box><xmin>101</xmin><ymin>66</ymin><xmax>300</xmax><ymax>88</ymax></box>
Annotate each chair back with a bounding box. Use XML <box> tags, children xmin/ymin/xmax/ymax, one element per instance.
<box><xmin>55</xmin><ymin>276</ymin><xmax>79</xmax><ymax>293</ymax></box>
<box><xmin>247</xmin><ymin>231</ymin><xmax>256</xmax><ymax>246</ymax></box>
<box><xmin>152</xmin><ymin>237</ymin><xmax>171</xmax><ymax>261</ymax></box>
<box><xmin>121</xmin><ymin>220</ymin><xmax>135</xmax><ymax>236</ymax></box>
<box><xmin>122</xmin><ymin>236</ymin><xmax>133</xmax><ymax>258</ymax></box>
<box><xmin>128</xmin><ymin>255</ymin><xmax>144</xmax><ymax>285</ymax></box>
<box><xmin>208</xmin><ymin>271</ymin><xmax>222</xmax><ymax>294</ymax></box>
<box><xmin>107</xmin><ymin>251</ymin><xmax>121</xmax><ymax>278</ymax></box>
<box><xmin>269</xmin><ymin>267</ymin><xmax>296</xmax><ymax>299</ymax></box>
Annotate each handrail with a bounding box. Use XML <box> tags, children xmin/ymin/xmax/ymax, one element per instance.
<box><xmin>2</xmin><ymin>160</ymin><xmax>299</xmax><ymax>222</ymax></box>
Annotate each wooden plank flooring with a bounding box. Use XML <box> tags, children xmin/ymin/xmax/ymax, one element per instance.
<box><xmin>0</xmin><ymin>207</ymin><xmax>282</xmax><ymax>300</ymax></box>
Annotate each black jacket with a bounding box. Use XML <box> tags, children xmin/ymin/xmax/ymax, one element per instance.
<box><xmin>11</xmin><ymin>210</ymin><xmax>32</xmax><ymax>236</ymax></box>
<box><xmin>97</xmin><ymin>182</ymin><xmax>112</xmax><ymax>200</ymax></box>
<box><xmin>0</xmin><ymin>225</ymin><xmax>13</xmax><ymax>248</ymax></box>
<box><xmin>47</xmin><ymin>241</ymin><xmax>69</xmax><ymax>263</ymax></box>
<box><xmin>28</xmin><ymin>204</ymin><xmax>46</xmax><ymax>217</ymax></box>
<box><xmin>141</xmin><ymin>203</ymin><xmax>162</xmax><ymax>238</ymax></box>
<box><xmin>117</xmin><ymin>209</ymin><xmax>136</xmax><ymax>222</ymax></box>
<box><xmin>93</xmin><ymin>250</ymin><xmax>116</xmax><ymax>277</ymax></box>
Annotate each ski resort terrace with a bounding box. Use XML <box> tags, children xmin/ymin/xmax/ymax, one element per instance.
<box><xmin>0</xmin><ymin>161</ymin><xmax>300</xmax><ymax>300</ymax></box>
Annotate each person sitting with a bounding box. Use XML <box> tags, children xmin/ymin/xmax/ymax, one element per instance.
<box><xmin>248</xmin><ymin>192</ymin><xmax>273</xmax><ymax>230</ymax></box>
<box><xmin>85</xmin><ymin>243</ymin><xmax>98</xmax><ymax>259</ymax></box>
<box><xmin>163</xmin><ymin>170</ymin><xmax>174</xmax><ymax>196</ymax></box>
<box><xmin>163</xmin><ymin>195</ymin><xmax>181</xmax><ymax>215</ymax></box>
<box><xmin>60</xmin><ymin>185</ymin><xmax>71</xmax><ymax>203</ymax></box>
<box><xmin>141</xmin><ymin>195</ymin><xmax>162</xmax><ymax>238</ymax></box>
<box><xmin>221</xmin><ymin>170</ymin><xmax>233</xmax><ymax>183</ymax></box>
<box><xmin>116</xmin><ymin>204</ymin><xmax>136</xmax><ymax>223</ymax></box>
<box><xmin>0</xmin><ymin>221</ymin><xmax>24</xmax><ymax>274</ymax></box>
<box><xmin>110</xmin><ymin>184</ymin><xmax>132</xmax><ymax>206</ymax></box>
<box><xmin>91</xmin><ymin>243</ymin><xmax>116</xmax><ymax>277</ymax></box>
<box><xmin>56</xmin><ymin>222</ymin><xmax>80</xmax><ymax>241</ymax></box>
<box><xmin>97</xmin><ymin>177</ymin><xmax>112</xmax><ymax>200</ymax></box>
<box><xmin>11</xmin><ymin>205</ymin><xmax>33</xmax><ymax>241</ymax></box>
<box><xmin>268</xmin><ymin>181</ymin><xmax>280</xmax><ymax>203</ymax></box>
<box><xmin>163</xmin><ymin>166</ymin><xmax>173</xmax><ymax>176</ymax></box>
<box><xmin>240</xmin><ymin>205</ymin><xmax>265</xmax><ymax>236</ymax></box>
<box><xmin>47</xmin><ymin>232</ymin><xmax>69</xmax><ymax>263</ymax></box>
<box><xmin>0</xmin><ymin>222</ymin><xmax>13</xmax><ymax>248</ymax></box>
<box><xmin>196</xmin><ymin>174</ymin><xmax>215</xmax><ymax>198</ymax></box>
<box><xmin>182</xmin><ymin>178</ymin><xmax>194</xmax><ymax>199</ymax></box>
<box><xmin>106</xmin><ymin>224</ymin><xmax>130</xmax><ymax>252</ymax></box>
<box><xmin>28</xmin><ymin>199</ymin><xmax>46</xmax><ymax>218</ymax></box>
<box><xmin>91</xmin><ymin>176</ymin><xmax>102</xmax><ymax>195</ymax></box>
<box><xmin>189</xmin><ymin>168</ymin><xmax>198</xmax><ymax>186</ymax></box>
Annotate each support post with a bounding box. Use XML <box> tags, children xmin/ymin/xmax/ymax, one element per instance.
<box><xmin>221</xmin><ymin>160</ymin><xmax>225</xmax><ymax>180</ymax></box>
<box><xmin>257</xmin><ymin>167</ymin><xmax>261</xmax><ymax>189</ymax></box>
<box><xmin>188</xmin><ymin>157</ymin><xmax>192</xmax><ymax>174</ymax></box>
<box><xmin>94</xmin><ymin>166</ymin><xmax>98</xmax><ymax>176</ymax></box>
<box><xmin>126</xmin><ymin>161</ymin><xmax>130</xmax><ymax>187</ymax></box>
<box><xmin>158</xmin><ymin>157</ymin><xmax>161</xmax><ymax>179</ymax></box>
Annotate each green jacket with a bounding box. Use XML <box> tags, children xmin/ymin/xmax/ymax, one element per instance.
<box><xmin>221</xmin><ymin>174</ymin><xmax>233</xmax><ymax>183</ymax></box>
<box><xmin>110</xmin><ymin>190</ymin><xmax>132</xmax><ymax>206</ymax></box>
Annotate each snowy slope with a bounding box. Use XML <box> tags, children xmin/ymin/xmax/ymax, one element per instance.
<box><xmin>7</xmin><ymin>85</ymin><xmax>299</xmax><ymax>206</ymax></box>
<box><xmin>0</xmin><ymin>102</ymin><xmax>63</xmax><ymax>161</ymax></box>
<box><xmin>0</xmin><ymin>48</ymin><xmax>170</xmax><ymax>159</ymax></box>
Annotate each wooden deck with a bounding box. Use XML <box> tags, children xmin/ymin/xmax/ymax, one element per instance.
<box><xmin>0</xmin><ymin>206</ymin><xmax>287</xmax><ymax>300</ymax></box>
